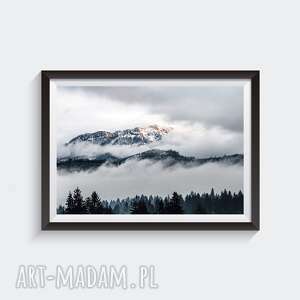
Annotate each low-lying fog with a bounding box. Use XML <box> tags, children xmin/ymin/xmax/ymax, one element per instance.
<box><xmin>57</xmin><ymin>160</ymin><xmax>243</xmax><ymax>206</ymax></box>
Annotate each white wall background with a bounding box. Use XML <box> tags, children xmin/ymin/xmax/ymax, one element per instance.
<box><xmin>0</xmin><ymin>0</ymin><xmax>299</xmax><ymax>299</ymax></box>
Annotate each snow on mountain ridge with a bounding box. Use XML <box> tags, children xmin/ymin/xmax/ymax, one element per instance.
<box><xmin>67</xmin><ymin>125</ymin><xmax>172</xmax><ymax>146</ymax></box>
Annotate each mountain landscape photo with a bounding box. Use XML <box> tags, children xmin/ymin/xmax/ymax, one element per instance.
<box><xmin>55</xmin><ymin>85</ymin><xmax>244</xmax><ymax>215</ymax></box>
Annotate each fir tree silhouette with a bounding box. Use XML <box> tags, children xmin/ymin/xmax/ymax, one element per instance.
<box><xmin>86</xmin><ymin>191</ymin><xmax>103</xmax><ymax>214</ymax></box>
<box><xmin>72</xmin><ymin>187</ymin><xmax>86</xmax><ymax>214</ymax></box>
<box><xmin>57</xmin><ymin>205</ymin><xmax>65</xmax><ymax>214</ymax></box>
<box><xmin>130</xmin><ymin>199</ymin><xmax>148</xmax><ymax>214</ymax></box>
<box><xmin>165</xmin><ymin>192</ymin><xmax>183</xmax><ymax>214</ymax></box>
<box><xmin>154</xmin><ymin>198</ymin><xmax>165</xmax><ymax>214</ymax></box>
<box><xmin>65</xmin><ymin>191</ymin><xmax>75</xmax><ymax>214</ymax></box>
<box><xmin>102</xmin><ymin>200</ymin><xmax>113</xmax><ymax>214</ymax></box>
<box><xmin>60</xmin><ymin>188</ymin><xmax>244</xmax><ymax>215</ymax></box>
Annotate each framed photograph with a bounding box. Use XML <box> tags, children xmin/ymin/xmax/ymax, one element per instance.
<box><xmin>42</xmin><ymin>71</ymin><xmax>259</xmax><ymax>230</ymax></box>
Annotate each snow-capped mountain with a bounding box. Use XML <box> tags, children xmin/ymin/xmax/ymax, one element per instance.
<box><xmin>59</xmin><ymin>125</ymin><xmax>243</xmax><ymax>173</ymax></box>
<box><xmin>67</xmin><ymin>125</ymin><xmax>172</xmax><ymax>146</ymax></box>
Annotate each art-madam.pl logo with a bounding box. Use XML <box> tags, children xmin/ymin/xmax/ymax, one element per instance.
<box><xmin>15</xmin><ymin>265</ymin><xmax>159</xmax><ymax>290</ymax></box>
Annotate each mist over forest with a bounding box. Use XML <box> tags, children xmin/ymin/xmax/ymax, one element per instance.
<box><xmin>57</xmin><ymin>159</ymin><xmax>243</xmax><ymax>207</ymax></box>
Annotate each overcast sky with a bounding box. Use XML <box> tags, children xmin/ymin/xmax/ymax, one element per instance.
<box><xmin>55</xmin><ymin>84</ymin><xmax>244</xmax><ymax>158</ymax></box>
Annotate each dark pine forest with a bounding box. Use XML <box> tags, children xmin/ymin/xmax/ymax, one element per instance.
<box><xmin>57</xmin><ymin>187</ymin><xmax>243</xmax><ymax>214</ymax></box>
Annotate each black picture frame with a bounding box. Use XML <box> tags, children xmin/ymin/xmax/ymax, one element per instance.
<box><xmin>42</xmin><ymin>70</ymin><xmax>259</xmax><ymax>230</ymax></box>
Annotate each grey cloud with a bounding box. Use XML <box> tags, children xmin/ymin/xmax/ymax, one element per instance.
<box><xmin>60</xmin><ymin>85</ymin><xmax>243</xmax><ymax>133</ymax></box>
